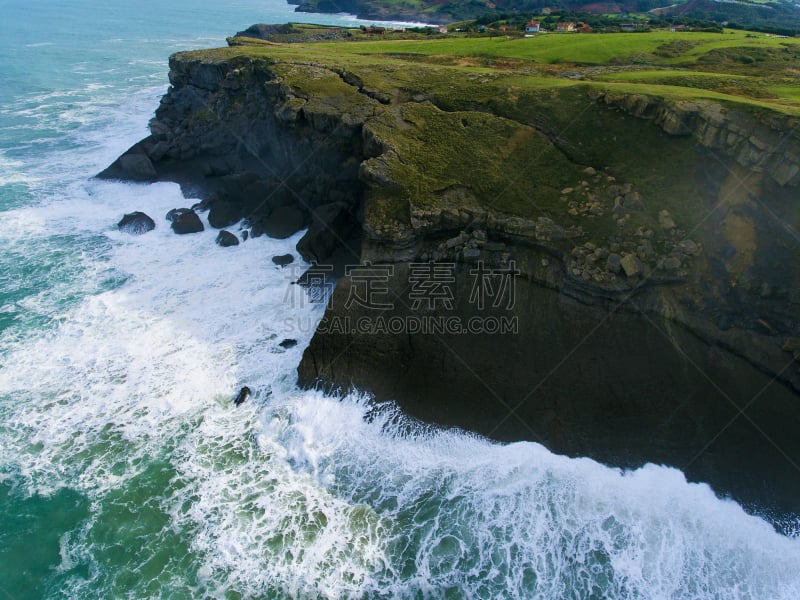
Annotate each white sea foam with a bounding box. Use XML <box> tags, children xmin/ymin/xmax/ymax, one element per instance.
<box><xmin>0</xmin><ymin>175</ymin><xmax>318</xmax><ymax>488</ymax></box>
<box><xmin>0</xmin><ymin>152</ymin><xmax>36</xmax><ymax>187</ymax></box>
<box><xmin>1</xmin><ymin>12</ymin><xmax>799</xmax><ymax>596</ymax></box>
<box><xmin>156</xmin><ymin>382</ymin><xmax>800</xmax><ymax>599</ymax></box>
<box><xmin>0</xmin><ymin>148</ymin><xmax>798</xmax><ymax>600</ymax></box>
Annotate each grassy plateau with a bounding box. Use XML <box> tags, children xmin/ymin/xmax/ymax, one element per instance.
<box><xmin>175</xmin><ymin>26</ymin><xmax>800</xmax><ymax>289</ymax></box>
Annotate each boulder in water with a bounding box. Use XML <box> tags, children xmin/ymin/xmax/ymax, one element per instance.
<box><xmin>233</xmin><ymin>386</ymin><xmax>251</xmax><ymax>406</ymax></box>
<box><xmin>272</xmin><ymin>253</ymin><xmax>294</xmax><ymax>267</ymax></box>
<box><xmin>166</xmin><ymin>208</ymin><xmax>184</xmax><ymax>222</ymax></box>
<box><xmin>279</xmin><ymin>338</ymin><xmax>297</xmax><ymax>349</ymax></box>
<box><xmin>208</xmin><ymin>195</ymin><xmax>242</xmax><ymax>229</ymax></box>
<box><xmin>216</xmin><ymin>230</ymin><xmax>239</xmax><ymax>247</ymax></box>
<box><xmin>117</xmin><ymin>211</ymin><xmax>155</xmax><ymax>235</ymax></box>
<box><xmin>167</xmin><ymin>208</ymin><xmax>204</xmax><ymax>234</ymax></box>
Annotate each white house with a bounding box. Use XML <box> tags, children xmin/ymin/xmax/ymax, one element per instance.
<box><xmin>525</xmin><ymin>21</ymin><xmax>541</xmax><ymax>33</ymax></box>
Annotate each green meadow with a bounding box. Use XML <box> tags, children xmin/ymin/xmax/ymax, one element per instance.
<box><xmin>217</xmin><ymin>28</ymin><xmax>800</xmax><ymax>114</ymax></box>
<box><xmin>181</xmin><ymin>27</ymin><xmax>799</xmax><ymax>246</ymax></box>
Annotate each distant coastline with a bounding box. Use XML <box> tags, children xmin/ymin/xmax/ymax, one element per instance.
<box><xmin>284</xmin><ymin>0</ymin><xmax>800</xmax><ymax>35</ymax></box>
<box><xmin>287</xmin><ymin>0</ymin><xmax>449</xmax><ymax>25</ymax></box>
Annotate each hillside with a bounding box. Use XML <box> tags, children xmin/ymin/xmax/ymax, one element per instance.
<box><xmin>662</xmin><ymin>0</ymin><xmax>800</xmax><ymax>35</ymax></box>
<box><xmin>288</xmin><ymin>0</ymin><xmax>673</xmax><ymax>24</ymax></box>
<box><xmin>288</xmin><ymin>0</ymin><xmax>800</xmax><ymax>33</ymax></box>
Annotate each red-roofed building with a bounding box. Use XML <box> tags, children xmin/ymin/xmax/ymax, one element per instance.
<box><xmin>556</xmin><ymin>21</ymin><xmax>576</xmax><ymax>32</ymax></box>
<box><xmin>525</xmin><ymin>21</ymin><xmax>541</xmax><ymax>33</ymax></box>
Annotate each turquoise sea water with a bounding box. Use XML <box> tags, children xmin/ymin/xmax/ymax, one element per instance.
<box><xmin>1</xmin><ymin>1</ymin><xmax>800</xmax><ymax>597</ymax></box>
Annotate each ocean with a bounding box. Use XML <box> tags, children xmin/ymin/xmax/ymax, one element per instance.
<box><xmin>0</xmin><ymin>0</ymin><xmax>799</xmax><ymax>597</ymax></box>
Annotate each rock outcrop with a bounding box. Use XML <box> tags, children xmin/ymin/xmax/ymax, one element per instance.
<box><xmin>596</xmin><ymin>91</ymin><xmax>800</xmax><ymax>187</ymax></box>
<box><xmin>272</xmin><ymin>253</ymin><xmax>295</xmax><ymax>267</ymax></box>
<box><xmin>216</xmin><ymin>230</ymin><xmax>239</xmax><ymax>246</ymax></box>
<box><xmin>117</xmin><ymin>211</ymin><xmax>155</xmax><ymax>234</ymax></box>
<box><xmin>102</xmin><ymin>44</ymin><xmax>800</xmax><ymax>523</ymax></box>
<box><xmin>297</xmin><ymin>201</ymin><xmax>359</xmax><ymax>263</ymax></box>
<box><xmin>167</xmin><ymin>208</ymin><xmax>204</xmax><ymax>234</ymax></box>
<box><xmin>101</xmin><ymin>52</ymin><xmax>369</xmax><ymax>259</ymax></box>
<box><xmin>100</xmin><ymin>144</ymin><xmax>157</xmax><ymax>181</ymax></box>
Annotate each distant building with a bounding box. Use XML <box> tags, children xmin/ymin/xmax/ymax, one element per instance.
<box><xmin>577</xmin><ymin>22</ymin><xmax>593</xmax><ymax>33</ymax></box>
<box><xmin>525</xmin><ymin>21</ymin><xmax>541</xmax><ymax>33</ymax></box>
<box><xmin>499</xmin><ymin>25</ymin><xmax>511</xmax><ymax>32</ymax></box>
<box><xmin>620</xmin><ymin>22</ymin><xmax>646</xmax><ymax>32</ymax></box>
<box><xmin>438</xmin><ymin>26</ymin><xmax>449</xmax><ymax>34</ymax></box>
<box><xmin>556</xmin><ymin>22</ymin><xmax>576</xmax><ymax>32</ymax></box>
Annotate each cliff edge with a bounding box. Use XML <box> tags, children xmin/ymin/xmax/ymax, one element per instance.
<box><xmin>100</xmin><ymin>29</ymin><xmax>800</xmax><ymax>522</ymax></box>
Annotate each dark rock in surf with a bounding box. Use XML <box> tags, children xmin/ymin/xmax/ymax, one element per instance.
<box><xmin>272</xmin><ymin>253</ymin><xmax>294</xmax><ymax>267</ymax></box>
<box><xmin>117</xmin><ymin>211</ymin><xmax>155</xmax><ymax>235</ymax></box>
<box><xmin>279</xmin><ymin>338</ymin><xmax>298</xmax><ymax>349</ymax></box>
<box><xmin>167</xmin><ymin>208</ymin><xmax>204</xmax><ymax>234</ymax></box>
<box><xmin>97</xmin><ymin>141</ymin><xmax>157</xmax><ymax>181</ymax></box>
<box><xmin>191</xmin><ymin>198</ymin><xmax>211</xmax><ymax>212</ymax></box>
<box><xmin>216</xmin><ymin>230</ymin><xmax>239</xmax><ymax>247</ymax></box>
<box><xmin>208</xmin><ymin>196</ymin><xmax>242</xmax><ymax>229</ymax></box>
<box><xmin>249</xmin><ymin>221</ymin><xmax>265</xmax><ymax>238</ymax></box>
<box><xmin>118</xmin><ymin>153</ymin><xmax>157</xmax><ymax>180</ymax></box>
<box><xmin>166</xmin><ymin>208</ymin><xmax>185</xmax><ymax>222</ymax></box>
<box><xmin>233</xmin><ymin>386</ymin><xmax>251</xmax><ymax>406</ymax></box>
<box><xmin>263</xmin><ymin>206</ymin><xmax>305</xmax><ymax>239</ymax></box>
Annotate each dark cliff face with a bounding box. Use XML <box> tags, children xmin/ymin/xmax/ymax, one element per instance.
<box><xmin>298</xmin><ymin>264</ymin><xmax>800</xmax><ymax>521</ymax></box>
<box><xmin>98</xmin><ymin>55</ymin><xmax>368</xmax><ymax>259</ymax></box>
<box><xmin>101</xmin><ymin>49</ymin><xmax>800</xmax><ymax>524</ymax></box>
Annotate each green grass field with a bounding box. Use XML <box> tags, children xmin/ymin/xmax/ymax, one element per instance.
<box><xmin>309</xmin><ymin>30</ymin><xmax>799</xmax><ymax>64</ymax></box>
<box><xmin>218</xmin><ymin>29</ymin><xmax>800</xmax><ymax>115</ymax></box>
<box><xmin>181</xmin><ymin>26</ymin><xmax>800</xmax><ymax>274</ymax></box>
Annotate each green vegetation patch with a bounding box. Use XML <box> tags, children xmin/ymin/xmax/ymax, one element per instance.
<box><xmin>308</xmin><ymin>31</ymin><xmax>797</xmax><ymax>65</ymax></box>
<box><xmin>175</xmin><ymin>30</ymin><xmax>800</xmax><ymax>245</ymax></box>
<box><xmin>587</xmin><ymin>69</ymin><xmax>778</xmax><ymax>99</ymax></box>
<box><xmin>369</xmin><ymin>101</ymin><xmax>585</xmax><ymax>217</ymax></box>
<box><xmin>695</xmin><ymin>43</ymin><xmax>800</xmax><ymax>71</ymax></box>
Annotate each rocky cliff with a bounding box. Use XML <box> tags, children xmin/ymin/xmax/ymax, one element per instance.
<box><xmin>598</xmin><ymin>91</ymin><xmax>800</xmax><ymax>187</ymax></box>
<box><xmin>100</xmin><ymin>53</ymin><xmax>369</xmax><ymax>260</ymax></box>
<box><xmin>101</xmin><ymin>43</ymin><xmax>800</xmax><ymax>522</ymax></box>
